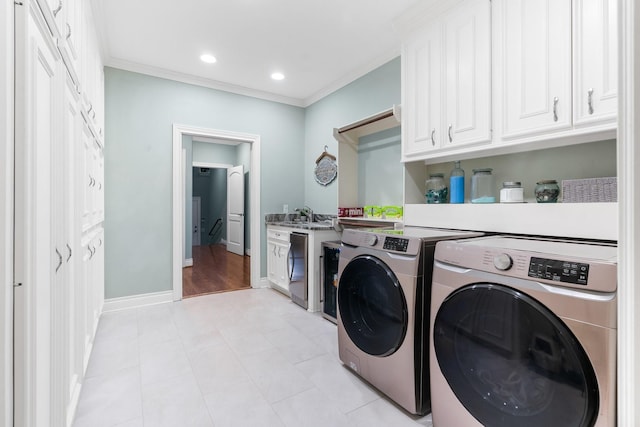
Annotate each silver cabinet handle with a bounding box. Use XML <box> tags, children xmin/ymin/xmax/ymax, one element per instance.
<box><xmin>89</xmin><ymin>246</ymin><xmax>95</xmax><ymax>260</ymax></box>
<box><xmin>53</xmin><ymin>0</ymin><xmax>62</xmax><ymax>17</ymax></box>
<box><xmin>588</xmin><ymin>88</ymin><xmax>594</xmax><ymax>115</ymax></box>
<box><xmin>448</xmin><ymin>124</ymin><xmax>453</xmax><ymax>143</ymax></box>
<box><xmin>55</xmin><ymin>248</ymin><xmax>63</xmax><ymax>272</ymax></box>
<box><xmin>553</xmin><ymin>97</ymin><xmax>559</xmax><ymax>122</ymax></box>
<box><xmin>66</xmin><ymin>243</ymin><xmax>72</xmax><ymax>262</ymax></box>
<box><xmin>88</xmin><ymin>103</ymin><xmax>93</xmax><ymax>114</ymax></box>
<box><xmin>430</xmin><ymin>129</ymin><xmax>436</xmax><ymax>146</ymax></box>
<box><xmin>66</xmin><ymin>23</ymin><xmax>72</xmax><ymax>40</ymax></box>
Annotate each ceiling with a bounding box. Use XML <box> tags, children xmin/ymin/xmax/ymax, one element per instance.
<box><xmin>91</xmin><ymin>0</ymin><xmax>425</xmax><ymax>107</ymax></box>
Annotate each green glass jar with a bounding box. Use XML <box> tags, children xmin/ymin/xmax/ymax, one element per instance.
<box><xmin>535</xmin><ymin>180</ymin><xmax>560</xmax><ymax>203</ymax></box>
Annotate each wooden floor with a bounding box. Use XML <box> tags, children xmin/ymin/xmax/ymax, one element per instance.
<box><xmin>182</xmin><ymin>244</ymin><xmax>251</xmax><ymax>298</ymax></box>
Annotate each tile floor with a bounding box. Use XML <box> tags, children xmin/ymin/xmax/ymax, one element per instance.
<box><xmin>73</xmin><ymin>288</ymin><xmax>434</xmax><ymax>427</ymax></box>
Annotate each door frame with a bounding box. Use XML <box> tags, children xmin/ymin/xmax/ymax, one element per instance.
<box><xmin>172</xmin><ymin>124</ymin><xmax>261</xmax><ymax>301</ymax></box>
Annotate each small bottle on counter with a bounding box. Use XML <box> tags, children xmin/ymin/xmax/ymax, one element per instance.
<box><xmin>425</xmin><ymin>173</ymin><xmax>448</xmax><ymax>204</ymax></box>
<box><xmin>471</xmin><ymin>168</ymin><xmax>496</xmax><ymax>203</ymax></box>
<box><xmin>450</xmin><ymin>161</ymin><xmax>465</xmax><ymax>203</ymax></box>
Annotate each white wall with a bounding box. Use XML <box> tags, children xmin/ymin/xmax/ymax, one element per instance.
<box><xmin>0</xmin><ymin>0</ymin><xmax>13</xmax><ymax>424</ymax></box>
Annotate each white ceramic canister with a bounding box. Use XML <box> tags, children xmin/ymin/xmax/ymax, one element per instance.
<box><xmin>500</xmin><ymin>181</ymin><xmax>524</xmax><ymax>203</ymax></box>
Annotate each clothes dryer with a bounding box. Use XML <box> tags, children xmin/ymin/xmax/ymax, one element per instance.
<box><xmin>337</xmin><ymin>226</ymin><xmax>482</xmax><ymax>415</ymax></box>
<box><xmin>430</xmin><ymin>236</ymin><xmax>617</xmax><ymax>427</ymax></box>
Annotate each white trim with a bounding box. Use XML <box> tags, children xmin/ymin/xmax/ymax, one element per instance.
<box><xmin>173</xmin><ymin>124</ymin><xmax>261</xmax><ymax>302</ymax></box>
<box><xmin>183</xmin><ymin>258</ymin><xmax>193</xmax><ymax>267</ymax></box>
<box><xmin>0</xmin><ymin>0</ymin><xmax>14</xmax><ymax>424</ymax></box>
<box><xmin>102</xmin><ymin>291</ymin><xmax>174</xmax><ymax>313</ymax></box>
<box><xmin>192</xmin><ymin>162</ymin><xmax>233</xmax><ymax>169</ymax></box>
<box><xmin>617</xmin><ymin>0</ymin><xmax>639</xmax><ymax>424</ymax></box>
<box><xmin>257</xmin><ymin>277</ymin><xmax>272</xmax><ymax>289</ymax></box>
<box><xmin>106</xmin><ymin>58</ymin><xmax>305</xmax><ymax>107</ymax></box>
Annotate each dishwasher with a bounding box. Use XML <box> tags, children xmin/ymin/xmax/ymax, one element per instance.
<box><xmin>288</xmin><ymin>232</ymin><xmax>308</xmax><ymax>309</ymax></box>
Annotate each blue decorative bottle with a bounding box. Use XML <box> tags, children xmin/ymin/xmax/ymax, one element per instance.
<box><xmin>450</xmin><ymin>161</ymin><xmax>465</xmax><ymax>203</ymax></box>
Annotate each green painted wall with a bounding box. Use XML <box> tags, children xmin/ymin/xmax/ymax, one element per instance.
<box><xmin>104</xmin><ymin>68</ymin><xmax>305</xmax><ymax>299</ymax></box>
<box><xmin>303</xmin><ymin>57</ymin><xmax>402</xmax><ymax>213</ymax></box>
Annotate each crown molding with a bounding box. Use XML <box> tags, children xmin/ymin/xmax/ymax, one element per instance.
<box><xmin>104</xmin><ymin>57</ymin><xmax>307</xmax><ymax>107</ymax></box>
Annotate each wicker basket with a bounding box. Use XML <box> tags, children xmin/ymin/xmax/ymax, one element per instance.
<box><xmin>561</xmin><ymin>177</ymin><xmax>617</xmax><ymax>203</ymax></box>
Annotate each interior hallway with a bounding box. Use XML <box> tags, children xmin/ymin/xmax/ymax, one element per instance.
<box><xmin>183</xmin><ymin>244</ymin><xmax>251</xmax><ymax>298</ymax></box>
<box><xmin>72</xmin><ymin>288</ymin><xmax>433</xmax><ymax>427</ymax></box>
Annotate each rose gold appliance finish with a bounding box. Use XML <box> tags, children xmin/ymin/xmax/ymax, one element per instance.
<box><xmin>337</xmin><ymin>227</ymin><xmax>482</xmax><ymax>415</ymax></box>
<box><xmin>429</xmin><ymin>236</ymin><xmax>617</xmax><ymax>427</ymax></box>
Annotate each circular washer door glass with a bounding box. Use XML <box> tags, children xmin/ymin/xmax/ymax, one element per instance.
<box><xmin>434</xmin><ymin>283</ymin><xmax>599</xmax><ymax>427</ymax></box>
<box><xmin>338</xmin><ymin>255</ymin><xmax>407</xmax><ymax>356</ymax></box>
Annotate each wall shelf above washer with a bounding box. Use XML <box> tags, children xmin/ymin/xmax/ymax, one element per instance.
<box><xmin>333</xmin><ymin>105</ymin><xmax>401</xmax><ymax>148</ymax></box>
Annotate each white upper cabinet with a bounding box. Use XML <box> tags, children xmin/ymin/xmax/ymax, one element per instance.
<box><xmin>498</xmin><ymin>0</ymin><xmax>572</xmax><ymax>138</ymax></box>
<box><xmin>402</xmin><ymin>24</ymin><xmax>442</xmax><ymax>157</ymax></box>
<box><xmin>402</xmin><ymin>0</ymin><xmax>491</xmax><ymax>161</ymax></box>
<box><xmin>495</xmin><ymin>0</ymin><xmax>617</xmax><ymax>142</ymax></box>
<box><xmin>573</xmin><ymin>0</ymin><xmax>618</xmax><ymax>126</ymax></box>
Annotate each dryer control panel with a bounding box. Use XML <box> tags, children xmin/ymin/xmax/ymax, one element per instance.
<box><xmin>383</xmin><ymin>237</ymin><xmax>409</xmax><ymax>252</ymax></box>
<box><xmin>528</xmin><ymin>257</ymin><xmax>589</xmax><ymax>285</ymax></box>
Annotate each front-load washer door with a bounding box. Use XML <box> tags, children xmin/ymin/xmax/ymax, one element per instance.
<box><xmin>338</xmin><ymin>255</ymin><xmax>408</xmax><ymax>357</ymax></box>
<box><xmin>434</xmin><ymin>283</ymin><xmax>599</xmax><ymax>427</ymax></box>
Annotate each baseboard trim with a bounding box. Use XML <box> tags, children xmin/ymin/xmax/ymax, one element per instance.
<box><xmin>102</xmin><ymin>290</ymin><xmax>174</xmax><ymax>312</ymax></box>
<box><xmin>183</xmin><ymin>258</ymin><xmax>193</xmax><ymax>267</ymax></box>
<box><xmin>257</xmin><ymin>277</ymin><xmax>272</xmax><ymax>289</ymax></box>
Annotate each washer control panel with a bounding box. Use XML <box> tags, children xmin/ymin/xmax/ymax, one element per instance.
<box><xmin>383</xmin><ymin>237</ymin><xmax>409</xmax><ymax>253</ymax></box>
<box><xmin>528</xmin><ymin>257</ymin><xmax>589</xmax><ymax>285</ymax></box>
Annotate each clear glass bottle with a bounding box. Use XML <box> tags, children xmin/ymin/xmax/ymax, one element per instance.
<box><xmin>471</xmin><ymin>168</ymin><xmax>496</xmax><ymax>203</ymax></box>
<box><xmin>425</xmin><ymin>173</ymin><xmax>448</xmax><ymax>204</ymax></box>
<box><xmin>449</xmin><ymin>161</ymin><xmax>465</xmax><ymax>204</ymax></box>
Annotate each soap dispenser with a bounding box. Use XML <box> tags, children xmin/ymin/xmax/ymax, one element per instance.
<box><xmin>450</xmin><ymin>161</ymin><xmax>465</xmax><ymax>204</ymax></box>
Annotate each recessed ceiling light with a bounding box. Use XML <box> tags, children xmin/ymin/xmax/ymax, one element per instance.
<box><xmin>271</xmin><ymin>72</ymin><xmax>285</xmax><ymax>81</ymax></box>
<box><xmin>200</xmin><ymin>54</ymin><xmax>217</xmax><ymax>64</ymax></box>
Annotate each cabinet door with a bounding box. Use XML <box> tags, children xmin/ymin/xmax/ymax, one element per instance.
<box><xmin>501</xmin><ymin>0</ymin><xmax>572</xmax><ymax>138</ymax></box>
<box><xmin>267</xmin><ymin>241</ymin><xmax>278</xmax><ymax>283</ymax></box>
<box><xmin>402</xmin><ymin>23</ymin><xmax>442</xmax><ymax>158</ymax></box>
<box><xmin>443</xmin><ymin>0</ymin><xmax>491</xmax><ymax>147</ymax></box>
<box><xmin>573</xmin><ymin>0</ymin><xmax>617</xmax><ymax>125</ymax></box>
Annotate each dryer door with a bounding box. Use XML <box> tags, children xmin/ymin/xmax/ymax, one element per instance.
<box><xmin>338</xmin><ymin>255</ymin><xmax>407</xmax><ymax>357</ymax></box>
<box><xmin>433</xmin><ymin>283</ymin><xmax>599</xmax><ymax>427</ymax></box>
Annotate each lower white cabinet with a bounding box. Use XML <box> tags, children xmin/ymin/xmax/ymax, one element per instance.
<box><xmin>267</xmin><ymin>228</ymin><xmax>290</xmax><ymax>293</ymax></box>
<box><xmin>266</xmin><ymin>225</ymin><xmax>340</xmax><ymax>312</ymax></box>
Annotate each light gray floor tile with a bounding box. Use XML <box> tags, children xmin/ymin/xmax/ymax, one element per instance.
<box><xmin>272</xmin><ymin>387</ymin><xmax>351</xmax><ymax>427</ymax></box>
<box><xmin>73</xmin><ymin>366</ymin><xmax>142</xmax><ymax>427</ymax></box>
<box><xmin>346</xmin><ymin>398</ymin><xmax>433</xmax><ymax>427</ymax></box>
<box><xmin>239</xmin><ymin>348</ymin><xmax>315</xmax><ymax>403</ymax></box>
<box><xmin>139</xmin><ymin>338</ymin><xmax>192</xmax><ymax>385</ymax></box>
<box><xmin>141</xmin><ymin>372</ymin><xmax>213</xmax><ymax>427</ymax></box>
<box><xmin>296</xmin><ymin>354</ymin><xmax>380</xmax><ymax>413</ymax></box>
<box><xmin>74</xmin><ymin>288</ymin><xmax>436</xmax><ymax>427</ymax></box>
<box><xmin>85</xmin><ymin>333</ymin><xmax>139</xmax><ymax>378</ymax></box>
<box><xmin>203</xmin><ymin>379</ymin><xmax>285</xmax><ymax>427</ymax></box>
<box><xmin>187</xmin><ymin>342</ymin><xmax>251</xmax><ymax>394</ymax></box>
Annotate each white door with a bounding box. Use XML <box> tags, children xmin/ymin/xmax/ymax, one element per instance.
<box><xmin>192</xmin><ymin>197</ymin><xmax>201</xmax><ymax>246</ymax></box>
<box><xmin>226</xmin><ymin>165</ymin><xmax>245</xmax><ymax>256</ymax></box>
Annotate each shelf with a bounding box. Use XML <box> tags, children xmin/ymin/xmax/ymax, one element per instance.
<box><xmin>338</xmin><ymin>217</ymin><xmax>402</xmax><ymax>228</ymax></box>
<box><xmin>404</xmin><ymin>202</ymin><xmax>617</xmax><ymax>241</ymax></box>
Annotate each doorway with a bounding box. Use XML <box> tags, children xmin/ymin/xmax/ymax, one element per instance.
<box><xmin>172</xmin><ymin>124</ymin><xmax>261</xmax><ymax>301</ymax></box>
<box><xmin>184</xmin><ymin>163</ymin><xmax>250</xmax><ymax>297</ymax></box>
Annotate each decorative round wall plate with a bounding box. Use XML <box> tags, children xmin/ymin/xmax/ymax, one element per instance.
<box><xmin>314</xmin><ymin>156</ymin><xmax>337</xmax><ymax>186</ymax></box>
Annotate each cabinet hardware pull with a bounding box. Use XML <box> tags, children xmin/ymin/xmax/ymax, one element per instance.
<box><xmin>66</xmin><ymin>243</ymin><xmax>72</xmax><ymax>262</ymax></box>
<box><xmin>430</xmin><ymin>129</ymin><xmax>436</xmax><ymax>146</ymax></box>
<box><xmin>66</xmin><ymin>23</ymin><xmax>72</xmax><ymax>40</ymax></box>
<box><xmin>89</xmin><ymin>246</ymin><xmax>95</xmax><ymax>260</ymax></box>
<box><xmin>448</xmin><ymin>124</ymin><xmax>453</xmax><ymax>143</ymax></box>
<box><xmin>53</xmin><ymin>0</ymin><xmax>62</xmax><ymax>17</ymax></box>
<box><xmin>88</xmin><ymin>104</ymin><xmax>93</xmax><ymax>114</ymax></box>
<box><xmin>55</xmin><ymin>248</ymin><xmax>63</xmax><ymax>272</ymax></box>
<box><xmin>588</xmin><ymin>88</ymin><xmax>594</xmax><ymax>115</ymax></box>
<box><xmin>553</xmin><ymin>97</ymin><xmax>559</xmax><ymax>122</ymax></box>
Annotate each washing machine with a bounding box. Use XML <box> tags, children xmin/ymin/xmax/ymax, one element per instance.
<box><xmin>430</xmin><ymin>236</ymin><xmax>617</xmax><ymax>427</ymax></box>
<box><xmin>337</xmin><ymin>226</ymin><xmax>483</xmax><ymax>415</ymax></box>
